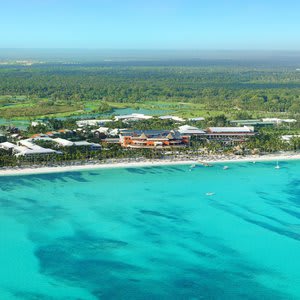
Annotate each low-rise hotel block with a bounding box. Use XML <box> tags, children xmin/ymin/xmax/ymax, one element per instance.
<box><xmin>119</xmin><ymin>130</ymin><xmax>189</xmax><ymax>149</ymax></box>
<box><xmin>205</xmin><ymin>127</ymin><xmax>255</xmax><ymax>144</ymax></box>
<box><xmin>0</xmin><ymin>140</ymin><xmax>60</xmax><ymax>157</ymax></box>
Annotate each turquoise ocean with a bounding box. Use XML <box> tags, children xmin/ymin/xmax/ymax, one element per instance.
<box><xmin>0</xmin><ymin>160</ymin><xmax>300</xmax><ymax>299</ymax></box>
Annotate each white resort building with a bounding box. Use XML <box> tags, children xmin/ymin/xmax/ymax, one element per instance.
<box><xmin>205</xmin><ymin>126</ymin><xmax>255</xmax><ymax>143</ymax></box>
<box><xmin>188</xmin><ymin>117</ymin><xmax>205</xmax><ymax>122</ymax></box>
<box><xmin>178</xmin><ymin>125</ymin><xmax>205</xmax><ymax>136</ymax></box>
<box><xmin>52</xmin><ymin>138</ymin><xmax>101</xmax><ymax>150</ymax></box>
<box><xmin>0</xmin><ymin>140</ymin><xmax>60</xmax><ymax>157</ymax></box>
<box><xmin>76</xmin><ymin>119</ymin><xmax>113</xmax><ymax>127</ymax></box>
<box><xmin>114</xmin><ymin>113</ymin><xmax>153</xmax><ymax>122</ymax></box>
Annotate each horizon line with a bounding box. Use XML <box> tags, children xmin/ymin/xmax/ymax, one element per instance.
<box><xmin>1</xmin><ymin>48</ymin><xmax>300</xmax><ymax>52</ymax></box>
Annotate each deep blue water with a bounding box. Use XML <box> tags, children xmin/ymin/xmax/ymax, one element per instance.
<box><xmin>0</xmin><ymin>161</ymin><xmax>300</xmax><ymax>299</ymax></box>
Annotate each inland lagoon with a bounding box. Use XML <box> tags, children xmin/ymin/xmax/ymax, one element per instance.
<box><xmin>0</xmin><ymin>160</ymin><xmax>300</xmax><ymax>299</ymax></box>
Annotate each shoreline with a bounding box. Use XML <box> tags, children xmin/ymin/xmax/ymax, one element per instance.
<box><xmin>1</xmin><ymin>152</ymin><xmax>300</xmax><ymax>176</ymax></box>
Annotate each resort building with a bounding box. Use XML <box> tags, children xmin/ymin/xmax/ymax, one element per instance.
<box><xmin>231</xmin><ymin>118</ymin><xmax>297</xmax><ymax>129</ymax></box>
<box><xmin>114</xmin><ymin>113</ymin><xmax>153</xmax><ymax>122</ymax></box>
<box><xmin>19</xmin><ymin>139</ymin><xmax>45</xmax><ymax>149</ymax></box>
<box><xmin>262</xmin><ymin>118</ymin><xmax>297</xmax><ymax>125</ymax></box>
<box><xmin>92</xmin><ymin>127</ymin><xmax>110</xmax><ymax>135</ymax></box>
<box><xmin>205</xmin><ymin>126</ymin><xmax>255</xmax><ymax>144</ymax></box>
<box><xmin>0</xmin><ymin>142</ymin><xmax>17</xmax><ymax>151</ymax></box>
<box><xmin>0</xmin><ymin>140</ymin><xmax>60</xmax><ymax>157</ymax></box>
<box><xmin>92</xmin><ymin>127</ymin><xmax>128</xmax><ymax>138</ymax></box>
<box><xmin>52</xmin><ymin>138</ymin><xmax>101</xmax><ymax>150</ymax></box>
<box><xmin>119</xmin><ymin>130</ymin><xmax>189</xmax><ymax>149</ymax></box>
<box><xmin>30</xmin><ymin>133</ymin><xmax>52</xmax><ymax>140</ymax></box>
<box><xmin>31</xmin><ymin>121</ymin><xmax>46</xmax><ymax>127</ymax></box>
<box><xmin>92</xmin><ymin>127</ymin><xmax>110</xmax><ymax>139</ymax></box>
<box><xmin>101</xmin><ymin>138</ymin><xmax>120</xmax><ymax>144</ymax></box>
<box><xmin>15</xmin><ymin>147</ymin><xmax>59</xmax><ymax>157</ymax></box>
<box><xmin>73</xmin><ymin>141</ymin><xmax>101</xmax><ymax>150</ymax></box>
<box><xmin>188</xmin><ymin>117</ymin><xmax>205</xmax><ymax>122</ymax></box>
<box><xmin>178</xmin><ymin>125</ymin><xmax>205</xmax><ymax>137</ymax></box>
<box><xmin>76</xmin><ymin>119</ymin><xmax>112</xmax><ymax>127</ymax></box>
<box><xmin>44</xmin><ymin>131</ymin><xmax>59</xmax><ymax>137</ymax></box>
<box><xmin>230</xmin><ymin>119</ymin><xmax>274</xmax><ymax>128</ymax></box>
<box><xmin>16</xmin><ymin>139</ymin><xmax>60</xmax><ymax>157</ymax></box>
<box><xmin>52</xmin><ymin>138</ymin><xmax>74</xmax><ymax>147</ymax></box>
<box><xmin>10</xmin><ymin>133</ymin><xmax>22</xmax><ymax>140</ymax></box>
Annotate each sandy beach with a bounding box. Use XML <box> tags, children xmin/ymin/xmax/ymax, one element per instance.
<box><xmin>1</xmin><ymin>152</ymin><xmax>300</xmax><ymax>176</ymax></box>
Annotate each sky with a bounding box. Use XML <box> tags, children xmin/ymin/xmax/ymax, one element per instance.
<box><xmin>1</xmin><ymin>0</ymin><xmax>300</xmax><ymax>50</ymax></box>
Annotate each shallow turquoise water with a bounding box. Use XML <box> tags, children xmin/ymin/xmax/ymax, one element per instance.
<box><xmin>0</xmin><ymin>161</ymin><xmax>300</xmax><ymax>299</ymax></box>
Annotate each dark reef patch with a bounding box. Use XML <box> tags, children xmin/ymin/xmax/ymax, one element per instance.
<box><xmin>139</xmin><ymin>209</ymin><xmax>179</xmax><ymax>221</ymax></box>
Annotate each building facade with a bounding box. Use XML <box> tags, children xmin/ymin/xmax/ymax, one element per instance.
<box><xmin>205</xmin><ymin>127</ymin><xmax>255</xmax><ymax>144</ymax></box>
<box><xmin>119</xmin><ymin>130</ymin><xmax>189</xmax><ymax>149</ymax></box>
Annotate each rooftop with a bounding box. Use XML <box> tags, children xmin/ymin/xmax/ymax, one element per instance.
<box><xmin>76</xmin><ymin>119</ymin><xmax>113</xmax><ymax>127</ymax></box>
<box><xmin>159</xmin><ymin>115</ymin><xmax>185</xmax><ymax>122</ymax></box>
<box><xmin>114</xmin><ymin>113</ymin><xmax>153</xmax><ymax>121</ymax></box>
<box><xmin>178</xmin><ymin>125</ymin><xmax>205</xmax><ymax>135</ymax></box>
<box><xmin>188</xmin><ymin>117</ymin><xmax>205</xmax><ymax>121</ymax></box>
<box><xmin>207</xmin><ymin>127</ymin><xmax>254</xmax><ymax>133</ymax></box>
<box><xmin>53</xmin><ymin>138</ymin><xmax>74</xmax><ymax>146</ymax></box>
<box><xmin>0</xmin><ymin>142</ymin><xmax>17</xmax><ymax>149</ymax></box>
<box><xmin>120</xmin><ymin>130</ymin><xmax>183</xmax><ymax>139</ymax></box>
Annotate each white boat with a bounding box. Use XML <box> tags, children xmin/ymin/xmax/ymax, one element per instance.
<box><xmin>206</xmin><ymin>192</ymin><xmax>215</xmax><ymax>196</ymax></box>
<box><xmin>275</xmin><ymin>161</ymin><xmax>280</xmax><ymax>169</ymax></box>
<box><xmin>223</xmin><ymin>166</ymin><xmax>229</xmax><ymax>170</ymax></box>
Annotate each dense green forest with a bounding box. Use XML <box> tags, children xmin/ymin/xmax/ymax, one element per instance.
<box><xmin>0</xmin><ymin>62</ymin><xmax>300</xmax><ymax>119</ymax></box>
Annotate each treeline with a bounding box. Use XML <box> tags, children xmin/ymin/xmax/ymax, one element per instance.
<box><xmin>0</xmin><ymin>65</ymin><xmax>300</xmax><ymax>113</ymax></box>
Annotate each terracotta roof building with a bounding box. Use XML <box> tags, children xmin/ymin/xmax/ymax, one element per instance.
<box><xmin>119</xmin><ymin>130</ymin><xmax>189</xmax><ymax>148</ymax></box>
